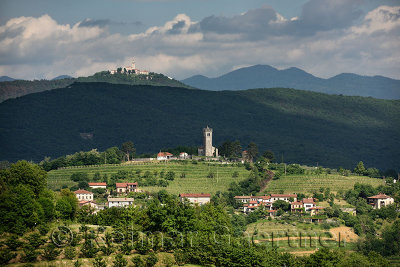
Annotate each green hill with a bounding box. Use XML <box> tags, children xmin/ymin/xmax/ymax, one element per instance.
<box><xmin>0</xmin><ymin>71</ymin><xmax>191</xmax><ymax>102</ymax></box>
<box><xmin>0</xmin><ymin>82</ymin><xmax>399</xmax><ymax>170</ymax></box>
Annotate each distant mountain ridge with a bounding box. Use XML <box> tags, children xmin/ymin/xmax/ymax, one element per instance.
<box><xmin>182</xmin><ymin>65</ymin><xmax>400</xmax><ymax>99</ymax></box>
<box><xmin>52</xmin><ymin>75</ymin><xmax>74</xmax><ymax>80</ymax></box>
<box><xmin>0</xmin><ymin>76</ymin><xmax>15</xmax><ymax>82</ymax></box>
<box><xmin>0</xmin><ymin>71</ymin><xmax>192</xmax><ymax>102</ymax></box>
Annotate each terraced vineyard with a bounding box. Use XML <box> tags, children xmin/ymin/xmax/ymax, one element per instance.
<box><xmin>264</xmin><ymin>174</ymin><xmax>384</xmax><ymax>194</ymax></box>
<box><xmin>47</xmin><ymin>161</ymin><xmax>250</xmax><ymax>195</ymax></box>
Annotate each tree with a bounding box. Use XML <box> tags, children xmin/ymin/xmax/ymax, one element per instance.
<box><xmin>131</xmin><ymin>255</ymin><xmax>145</xmax><ymax>267</ymax></box>
<box><xmin>93</xmin><ymin>256</ymin><xmax>107</xmax><ymax>267</ymax></box>
<box><xmin>113</xmin><ymin>254</ymin><xmax>128</xmax><ymax>267</ymax></box>
<box><xmin>120</xmin><ymin>141</ymin><xmax>136</xmax><ymax>161</ymax></box>
<box><xmin>0</xmin><ymin>160</ymin><xmax>47</xmax><ymax>196</ymax></box>
<box><xmin>145</xmin><ymin>252</ymin><xmax>158</xmax><ymax>267</ymax></box>
<box><xmin>247</xmin><ymin>142</ymin><xmax>258</xmax><ymax>162</ymax></box>
<box><xmin>354</xmin><ymin>161</ymin><xmax>366</xmax><ymax>175</ymax></box>
<box><xmin>42</xmin><ymin>243</ymin><xmax>61</xmax><ymax>261</ymax></box>
<box><xmin>262</xmin><ymin>150</ymin><xmax>275</xmax><ymax>162</ymax></box>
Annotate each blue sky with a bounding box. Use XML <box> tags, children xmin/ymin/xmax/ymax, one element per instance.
<box><xmin>0</xmin><ymin>0</ymin><xmax>399</xmax><ymax>80</ymax></box>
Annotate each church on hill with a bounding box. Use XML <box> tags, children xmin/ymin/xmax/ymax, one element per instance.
<box><xmin>198</xmin><ymin>126</ymin><xmax>218</xmax><ymax>157</ymax></box>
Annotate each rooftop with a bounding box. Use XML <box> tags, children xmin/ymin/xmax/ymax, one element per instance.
<box><xmin>180</xmin><ymin>193</ymin><xmax>211</xmax><ymax>198</ymax></box>
<box><xmin>74</xmin><ymin>189</ymin><xmax>93</xmax><ymax>194</ymax></box>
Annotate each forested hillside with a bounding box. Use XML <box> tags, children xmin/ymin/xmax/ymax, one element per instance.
<box><xmin>0</xmin><ymin>82</ymin><xmax>399</xmax><ymax>170</ymax></box>
<box><xmin>0</xmin><ymin>71</ymin><xmax>191</xmax><ymax>102</ymax></box>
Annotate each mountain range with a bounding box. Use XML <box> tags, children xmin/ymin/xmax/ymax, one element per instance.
<box><xmin>182</xmin><ymin>65</ymin><xmax>400</xmax><ymax>100</ymax></box>
<box><xmin>1</xmin><ymin>82</ymin><xmax>399</xmax><ymax>170</ymax></box>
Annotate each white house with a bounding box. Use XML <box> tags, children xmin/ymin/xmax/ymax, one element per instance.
<box><xmin>367</xmin><ymin>193</ymin><xmax>395</xmax><ymax>209</ymax></box>
<box><xmin>179</xmin><ymin>152</ymin><xmax>189</xmax><ymax>159</ymax></box>
<box><xmin>74</xmin><ymin>189</ymin><xmax>94</xmax><ymax>201</ymax></box>
<box><xmin>157</xmin><ymin>152</ymin><xmax>173</xmax><ymax>160</ymax></box>
<box><xmin>234</xmin><ymin>195</ymin><xmax>251</xmax><ymax>203</ymax></box>
<box><xmin>108</xmin><ymin>197</ymin><xmax>135</xmax><ymax>208</ymax></box>
<box><xmin>116</xmin><ymin>182</ymin><xmax>139</xmax><ymax>194</ymax></box>
<box><xmin>88</xmin><ymin>182</ymin><xmax>107</xmax><ymax>189</ymax></box>
<box><xmin>302</xmin><ymin>198</ymin><xmax>316</xmax><ymax>211</ymax></box>
<box><xmin>179</xmin><ymin>193</ymin><xmax>211</xmax><ymax>205</ymax></box>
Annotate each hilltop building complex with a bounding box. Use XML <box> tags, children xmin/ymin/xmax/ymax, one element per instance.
<box><xmin>110</xmin><ymin>59</ymin><xmax>149</xmax><ymax>75</ymax></box>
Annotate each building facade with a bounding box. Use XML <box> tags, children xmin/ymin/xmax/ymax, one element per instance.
<box><xmin>74</xmin><ymin>189</ymin><xmax>94</xmax><ymax>201</ymax></box>
<box><xmin>367</xmin><ymin>193</ymin><xmax>394</xmax><ymax>209</ymax></box>
<box><xmin>108</xmin><ymin>197</ymin><xmax>135</xmax><ymax>208</ymax></box>
<box><xmin>88</xmin><ymin>182</ymin><xmax>107</xmax><ymax>189</ymax></box>
<box><xmin>198</xmin><ymin>126</ymin><xmax>218</xmax><ymax>157</ymax></box>
<box><xmin>179</xmin><ymin>193</ymin><xmax>211</xmax><ymax>205</ymax></box>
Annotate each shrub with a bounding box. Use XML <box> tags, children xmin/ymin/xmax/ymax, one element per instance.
<box><xmin>64</xmin><ymin>246</ymin><xmax>76</xmax><ymax>259</ymax></box>
<box><xmin>165</xmin><ymin>171</ymin><xmax>175</xmax><ymax>181</ymax></box>
<box><xmin>26</xmin><ymin>232</ymin><xmax>45</xmax><ymax>249</ymax></box>
<box><xmin>5</xmin><ymin>235</ymin><xmax>22</xmax><ymax>251</ymax></box>
<box><xmin>207</xmin><ymin>172</ymin><xmax>215</xmax><ymax>178</ymax></box>
<box><xmin>232</xmin><ymin>171</ymin><xmax>239</xmax><ymax>178</ymax></box>
<box><xmin>80</xmin><ymin>239</ymin><xmax>98</xmax><ymax>258</ymax></box>
<box><xmin>92</xmin><ymin>256</ymin><xmax>107</xmax><ymax>267</ymax></box>
<box><xmin>22</xmin><ymin>245</ymin><xmax>39</xmax><ymax>262</ymax></box>
<box><xmin>42</xmin><ymin>243</ymin><xmax>61</xmax><ymax>261</ymax></box>
<box><xmin>131</xmin><ymin>255</ymin><xmax>145</xmax><ymax>267</ymax></box>
<box><xmin>145</xmin><ymin>252</ymin><xmax>158</xmax><ymax>267</ymax></box>
<box><xmin>0</xmin><ymin>249</ymin><xmax>16</xmax><ymax>265</ymax></box>
<box><xmin>113</xmin><ymin>253</ymin><xmax>128</xmax><ymax>267</ymax></box>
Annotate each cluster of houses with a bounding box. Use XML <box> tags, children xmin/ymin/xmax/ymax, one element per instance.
<box><xmin>73</xmin><ymin>181</ymin><xmax>212</xmax><ymax>211</ymax></box>
<box><xmin>234</xmin><ymin>193</ymin><xmax>325</xmax><ymax>216</ymax></box>
<box><xmin>233</xmin><ymin>192</ymin><xmax>395</xmax><ymax>217</ymax></box>
<box><xmin>73</xmin><ymin>182</ymin><xmax>141</xmax><ymax>210</ymax></box>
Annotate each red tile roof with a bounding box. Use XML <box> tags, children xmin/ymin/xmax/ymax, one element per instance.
<box><xmin>249</xmin><ymin>200</ymin><xmax>258</xmax><ymax>204</ymax></box>
<box><xmin>302</xmin><ymin>198</ymin><xmax>315</xmax><ymax>204</ymax></box>
<box><xmin>258</xmin><ymin>196</ymin><xmax>271</xmax><ymax>200</ymax></box>
<box><xmin>116</xmin><ymin>182</ymin><xmax>138</xmax><ymax>188</ymax></box>
<box><xmin>88</xmin><ymin>182</ymin><xmax>107</xmax><ymax>186</ymax></box>
<box><xmin>291</xmin><ymin>201</ymin><xmax>303</xmax><ymax>205</ymax></box>
<box><xmin>367</xmin><ymin>193</ymin><xmax>392</xmax><ymax>199</ymax></box>
<box><xmin>180</xmin><ymin>193</ymin><xmax>211</xmax><ymax>198</ymax></box>
<box><xmin>157</xmin><ymin>152</ymin><xmax>173</xmax><ymax>157</ymax></box>
<box><xmin>309</xmin><ymin>207</ymin><xmax>325</xmax><ymax>210</ymax></box>
<box><xmin>74</xmin><ymin>189</ymin><xmax>93</xmax><ymax>194</ymax></box>
<box><xmin>234</xmin><ymin>196</ymin><xmax>251</xmax><ymax>199</ymax></box>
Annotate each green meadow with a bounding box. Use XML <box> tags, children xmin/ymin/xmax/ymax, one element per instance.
<box><xmin>264</xmin><ymin>174</ymin><xmax>384</xmax><ymax>194</ymax></box>
<box><xmin>47</xmin><ymin>161</ymin><xmax>250</xmax><ymax>195</ymax></box>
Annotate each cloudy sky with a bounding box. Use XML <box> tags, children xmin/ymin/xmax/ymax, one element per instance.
<box><xmin>0</xmin><ymin>0</ymin><xmax>399</xmax><ymax>80</ymax></box>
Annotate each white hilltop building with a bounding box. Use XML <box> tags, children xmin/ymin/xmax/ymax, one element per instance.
<box><xmin>110</xmin><ymin>58</ymin><xmax>150</xmax><ymax>75</ymax></box>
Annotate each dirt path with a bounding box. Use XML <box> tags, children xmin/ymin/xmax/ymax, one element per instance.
<box><xmin>329</xmin><ymin>226</ymin><xmax>358</xmax><ymax>242</ymax></box>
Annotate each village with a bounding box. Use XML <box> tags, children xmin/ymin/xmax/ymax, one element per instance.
<box><xmin>72</xmin><ymin>126</ymin><xmax>395</xmax><ymax>220</ymax></box>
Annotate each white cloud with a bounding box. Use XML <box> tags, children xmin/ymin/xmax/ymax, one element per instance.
<box><xmin>0</xmin><ymin>4</ymin><xmax>399</xmax><ymax>81</ymax></box>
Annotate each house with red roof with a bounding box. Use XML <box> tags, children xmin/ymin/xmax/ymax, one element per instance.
<box><xmin>157</xmin><ymin>152</ymin><xmax>173</xmax><ymax>160</ymax></box>
<box><xmin>88</xmin><ymin>182</ymin><xmax>107</xmax><ymax>189</ymax></box>
<box><xmin>179</xmin><ymin>193</ymin><xmax>211</xmax><ymax>205</ymax></box>
<box><xmin>367</xmin><ymin>193</ymin><xmax>394</xmax><ymax>209</ymax></box>
<box><xmin>116</xmin><ymin>182</ymin><xmax>139</xmax><ymax>194</ymax></box>
<box><xmin>74</xmin><ymin>189</ymin><xmax>94</xmax><ymax>201</ymax></box>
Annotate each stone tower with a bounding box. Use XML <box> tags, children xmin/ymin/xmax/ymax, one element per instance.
<box><xmin>203</xmin><ymin>126</ymin><xmax>213</xmax><ymax>157</ymax></box>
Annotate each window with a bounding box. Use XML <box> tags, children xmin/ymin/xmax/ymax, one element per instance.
<box><xmin>207</xmin><ymin>133</ymin><xmax>210</xmax><ymax>136</ymax></box>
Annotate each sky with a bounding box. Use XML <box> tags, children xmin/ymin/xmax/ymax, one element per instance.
<box><xmin>0</xmin><ymin>0</ymin><xmax>399</xmax><ymax>80</ymax></box>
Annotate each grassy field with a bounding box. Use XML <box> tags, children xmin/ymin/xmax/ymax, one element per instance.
<box><xmin>264</xmin><ymin>174</ymin><xmax>384</xmax><ymax>194</ymax></box>
<box><xmin>48</xmin><ymin>161</ymin><xmax>385</xmax><ymax>196</ymax></box>
<box><xmin>47</xmin><ymin>161</ymin><xmax>250</xmax><ymax>195</ymax></box>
